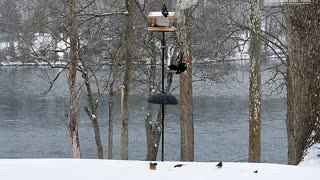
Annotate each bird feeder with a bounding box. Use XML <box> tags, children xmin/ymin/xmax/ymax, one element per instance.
<box><xmin>146</xmin><ymin>7</ymin><xmax>179</xmax><ymax>162</ymax></box>
<box><xmin>147</xmin><ymin>11</ymin><xmax>176</xmax><ymax>32</ymax></box>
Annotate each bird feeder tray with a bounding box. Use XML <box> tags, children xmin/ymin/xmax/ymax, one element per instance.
<box><xmin>147</xmin><ymin>11</ymin><xmax>176</xmax><ymax>32</ymax></box>
<box><xmin>147</xmin><ymin>27</ymin><xmax>176</xmax><ymax>32</ymax></box>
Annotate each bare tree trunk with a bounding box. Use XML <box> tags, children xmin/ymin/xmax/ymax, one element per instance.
<box><xmin>146</xmin><ymin>106</ymin><xmax>164</xmax><ymax>161</ymax></box>
<box><xmin>133</xmin><ymin>1</ymin><xmax>162</xmax><ymax>161</ymax></box>
<box><xmin>145</xmin><ymin>34</ymin><xmax>158</xmax><ymax>161</ymax></box>
<box><xmin>248</xmin><ymin>0</ymin><xmax>262</xmax><ymax>163</ymax></box>
<box><xmin>284</xmin><ymin>2</ymin><xmax>320</xmax><ymax>165</ymax></box>
<box><xmin>108</xmin><ymin>67</ymin><xmax>115</xmax><ymax>159</ymax></box>
<box><xmin>120</xmin><ymin>84</ymin><xmax>128</xmax><ymax>159</ymax></box>
<box><xmin>177</xmin><ymin>8</ymin><xmax>194</xmax><ymax>162</ymax></box>
<box><xmin>144</xmin><ymin>40</ymin><xmax>177</xmax><ymax>161</ymax></box>
<box><xmin>80</xmin><ymin>57</ymin><xmax>104</xmax><ymax>159</ymax></box>
<box><xmin>121</xmin><ymin>0</ymin><xmax>134</xmax><ymax>160</ymax></box>
<box><xmin>67</xmin><ymin>0</ymin><xmax>80</xmax><ymax>158</ymax></box>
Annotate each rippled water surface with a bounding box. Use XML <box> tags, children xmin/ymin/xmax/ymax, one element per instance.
<box><xmin>0</xmin><ymin>65</ymin><xmax>287</xmax><ymax>163</ymax></box>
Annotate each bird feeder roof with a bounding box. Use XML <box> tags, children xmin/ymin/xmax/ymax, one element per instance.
<box><xmin>147</xmin><ymin>11</ymin><xmax>177</xmax><ymax>32</ymax></box>
<box><xmin>147</xmin><ymin>11</ymin><xmax>176</xmax><ymax>18</ymax></box>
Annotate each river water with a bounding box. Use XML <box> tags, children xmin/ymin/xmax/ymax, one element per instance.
<box><xmin>0</xmin><ymin>65</ymin><xmax>287</xmax><ymax>163</ymax></box>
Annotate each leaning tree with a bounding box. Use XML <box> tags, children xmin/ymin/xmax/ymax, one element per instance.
<box><xmin>284</xmin><ymin>1</ymin><xmax>320</xmax><ymax>165</ymax></box>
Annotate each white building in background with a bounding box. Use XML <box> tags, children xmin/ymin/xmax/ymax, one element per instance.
<box><xmin>264</xmin><ymin>0</ymin><xmax>311</xmax><ymax>6</ymax></box>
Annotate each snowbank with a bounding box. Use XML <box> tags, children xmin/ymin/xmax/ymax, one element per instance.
<box><xmin>299</xmin><ymin>143</ymin><xmax>320</xmax><ymax>167</ymax></box>
<box><xmin>0</xmin><ymin>159</ymin><xmax>319</xmax><ymax>180</ymax></box>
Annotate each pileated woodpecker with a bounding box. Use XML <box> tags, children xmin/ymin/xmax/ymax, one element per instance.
<box><xmin>168</xmin><ymin>52</ymin><xmax>191</xmax><ymax>74</ymax></box>
<box><xmin>168</xmin><ymin>62</ymin><xmax>187</xmax><ymax>74</ymax></box>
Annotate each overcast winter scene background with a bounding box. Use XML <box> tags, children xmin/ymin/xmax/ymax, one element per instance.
<box><xmin>1</xmin><ymin>0</ymin><xmax>320</xmax><ymax>179</ymax></box>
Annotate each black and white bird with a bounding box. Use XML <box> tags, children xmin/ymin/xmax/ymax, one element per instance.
<box><xmin>168</xmin><ymin>62</ymin><xmax>187</xmax><ymax>74</ymax></box>
<box><xmin>161</xmin><ymin>4</ymin><xmax>169</xmax><ymax>18</ymax></box>
<box><xmin>168</xmin><ymin>52</ymin><xmax>191</xmax><ymax>74</ymax></box>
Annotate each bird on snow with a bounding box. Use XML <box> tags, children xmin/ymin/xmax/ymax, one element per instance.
<box><xmin>161</xmin><ymin>4</ymin><xmax>169</xmax><ymax>18</ymax></box>
<box><xmin>174</xmin><ymin>164</ymin><xmax>185</xmax><ymax>168</ymax></box>
<box><xmin>149</xmin><ymin>162</ymin><xmax>157</xmax><ymax>170</ymax></box>
<box><xmin>216</xmin><ymin>162</ymin><xmax>223</xmax><ymax>169</ymax></box>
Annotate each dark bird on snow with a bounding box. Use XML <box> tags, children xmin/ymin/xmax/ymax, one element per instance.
<box><xmin>174</xmin><ymin>164</ymin><xmax>185</xmax><ymax>168</ymax></box>
<box><xmin>149</xmin><ymin>162</ymin><xmax>157</xmax><ymax>170</ymax></box>
<box><xmin>216</xmin><ymin>162</ymin><xmax>223</xmax><ymax>169</ymax></box>
<box><xmin>161</xmin><ymin>4</ymin><xmax>169</xmax><ymax>18</ymax></box>
<box><xmin>253</xmin><ymin>170</ymin><xmax>258</xmax><ymax>173</ymax></box>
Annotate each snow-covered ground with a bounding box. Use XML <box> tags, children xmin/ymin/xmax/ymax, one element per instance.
<box><xmin>1</xmin><ymin>144</ymin><xmax>318</xmax><ymax>179</ymax></box>
<box><xmin>0</xmin><ymin>158</ymin><xmax>319</xmax><ymax>180</ymax></box>
<box><xmin>299</xmin><ymin>143</ymin><xmax>320</xmax><ymax>167</ymax></box>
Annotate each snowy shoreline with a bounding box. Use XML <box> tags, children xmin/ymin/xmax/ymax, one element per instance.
<box><xmin>0</xmin><ymin>159</ymin><xmax>319</xmax><ymax>180</ymax></box>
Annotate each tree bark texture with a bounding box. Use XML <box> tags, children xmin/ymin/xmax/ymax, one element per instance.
<box><xmin>177</xmin><ymin>8</ymin><xmax>194</xmax><ymax>162</ymax></box>
<box><xmin>121</xmin><ymin>0</ymin><xmax>134</xmax><ymax>160</ymax></box>
<box><xmin>248</xmin><ymin>0</ymin><xmax>262</xmax><ymax>163</ymax></box>
<box><xmin>284</xmin><ymin>2</ymin><xmax>320</xmax><ymax>165</ymax></box>
<box><xmin>67</xmin><ymin>0</ymin><xmax>81</xmax><ymax>158</ymax></box>
<box><xmin>145</xmin><ymin>35</ymin><xmax>159</xmax><ymax>161</ymax></box>
<box><xmin>145</xmin><ymin>106</ymin><xmax>165</xmax><ymax>161</ymax></box>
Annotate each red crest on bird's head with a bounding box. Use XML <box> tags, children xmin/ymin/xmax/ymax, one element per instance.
<box><xmin>186</xmin><ymin>56</ymin><xmax>192</xmax><ymax>65</ymax></box>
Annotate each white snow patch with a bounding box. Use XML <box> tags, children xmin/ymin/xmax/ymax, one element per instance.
<box><xmin>299</xmin><ymin>143</ymin><xmax>320</xmax><ymax>167</ymax></box>
<box><xmin>0</xmin><ymin>159</ymin><xmax>320</xmax><ymax>180</ymax></box>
